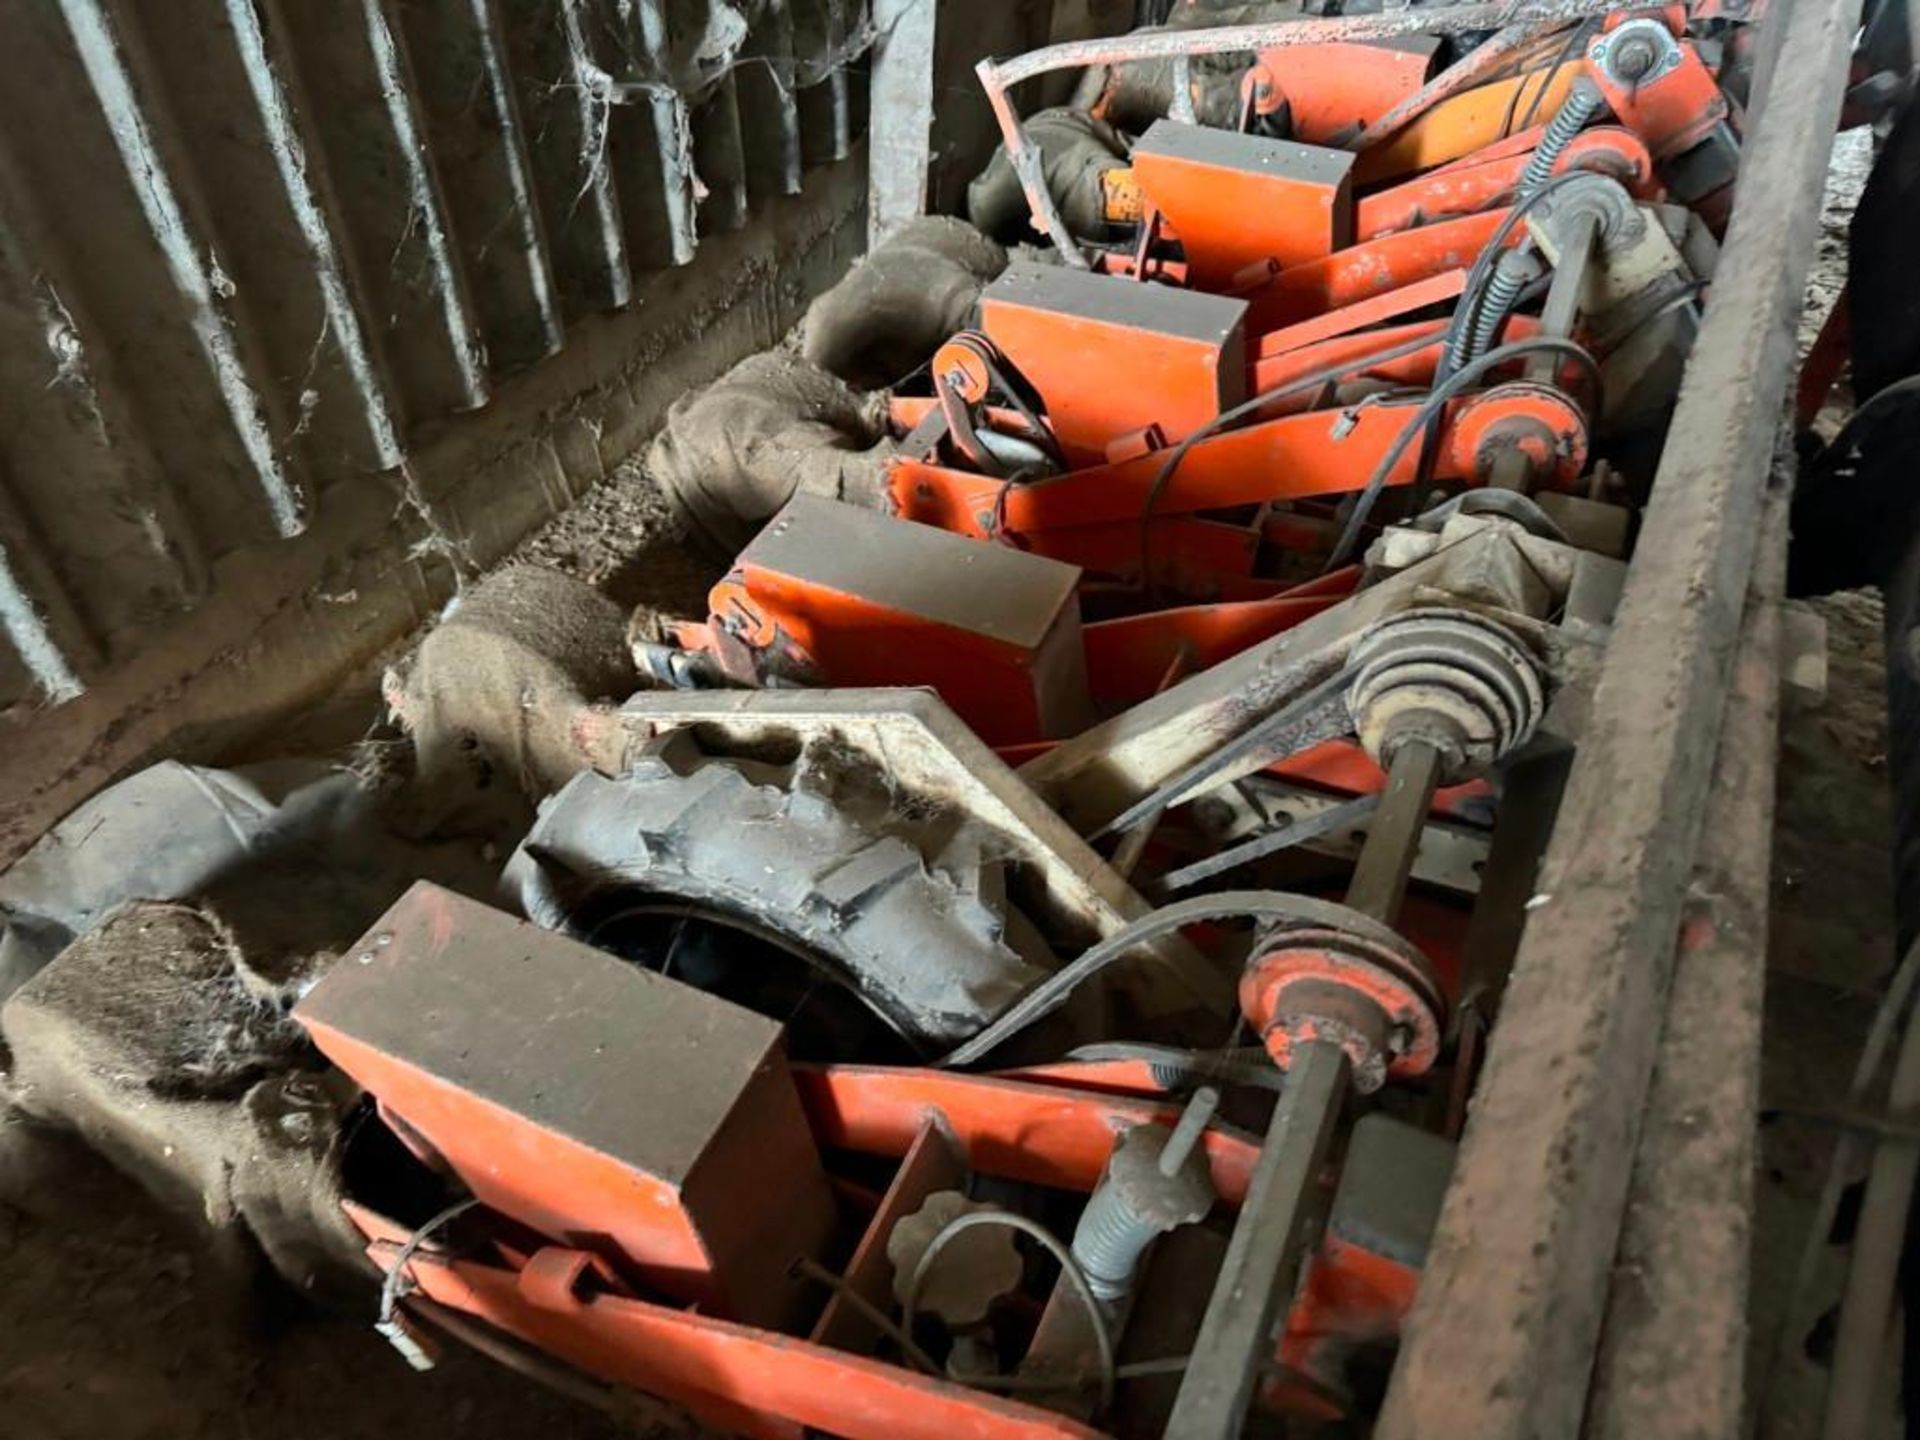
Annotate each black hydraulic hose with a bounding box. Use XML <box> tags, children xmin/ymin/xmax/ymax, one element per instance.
<box><xmin>940</xmin><ymin>891</ymin><xmax>1407</xmax><ymax>1069</ymax></box>
<box><xmin>1324</xmin><ymin>336</ymin><xmax>1603</xmax><ymax>570</ymax></box>
<box><xmin>1411</xmin><ymin>172</ymin><xmax>1604</xmax><ymax>504</ymax></box>
<box><xmin>1444</xmin><ymin>171</ymin><xmax>1598</xmax><ymax>376</ymax></box>
<box><xmin>1129</xmin><ymin>328</ymin><xmax>1448</xmax><ymax>586</ymax></box>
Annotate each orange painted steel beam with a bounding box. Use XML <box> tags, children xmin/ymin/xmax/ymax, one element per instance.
<box><xmin>1014</xmin><ymin>516</ymin><xmax>1284</xmax><ymax>597</ymax></box>
<box><xmin>793</xmin><ymin>1065</ymin><xmax>1262</xmax><ymax>1207</ymax></box>
<box><xmin>1252</xmin><ymin>315</ymin><xmax>1548</xmax><ymax>400</ymax></box>
<box><xmin>1256</xmin><ymin>270</ymin><xmax>1468</xmax><ymax>357</ymax></box>
<box><xmin>1084</xmin><ymin>589</ymin><xmax>1355</xmax><ymax>706</ymax></box>
<box><xmin>352</xmin><ymin>1213</ymin><xmax>1102</xmax><ymax>1440</ymax></box>
<box><xmin>1254</xmin><ymin>318</ymin><xmax>1453</xmax><ymax>400</ymax></box>
<box><xmin>1250</xmin><ymin>209</ymin><xmax>1520</xmax><ymax>328</ymax></box>
<box><xmin>1425</xmin><ymin>122</ymin><xmax>1551</xmax><ymax>172</ymax></box>
<box><xmin>1253</xmin><ymin>39</ymin><xmax>1439</xmax><ymax>144</ymax></box>
<box><xmin>890</xmin><ymin>388</ymin><xmax>1586</xmax><ymax>538</ymax></box>
<box><xmin>1354</xmin><ymin>61</ymin><xmax>1582</xmax><ymax>182</ymax></box>
<box><xmin>1356</xmin><ymin>126</ymin><xmax>1657</xmax><ymax>238</ymax></box>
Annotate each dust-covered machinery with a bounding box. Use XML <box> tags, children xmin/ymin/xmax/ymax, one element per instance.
<box><xmin>48</xmin><ymin>1</ymin><xmax>1847</xmax><ymax>1436</ymax></box>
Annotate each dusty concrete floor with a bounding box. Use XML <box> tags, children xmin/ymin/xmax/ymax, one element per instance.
<box><xmin>0</xmin><ymin>132</ymin><xmax>1901</xmax><ymax>1437</ymax></box>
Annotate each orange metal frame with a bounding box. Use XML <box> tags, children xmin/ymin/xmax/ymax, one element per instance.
<box><xmin>795</xmin><ymin>1065</ymin><xmax>1261</xmax><ymax>1204</ymax></box>
<box><xmin>1353</xmin><ymin>61</ymin><xmax>1583</xmax><ymax>183</ymax></box>
<box><xmin>1247</xmin><ymin>207</ymin><xmax>1521</xmax><ymax>328</ymax></box>
<box><xmin>1250</xmin><ymin>39</ymin><xmax>1438</xmax><ymax>144</ymax></box>
<box><xmin>1082</xmin><ymin>578</ymin><xmax>1357</xmax><ymax>707</ymax></box>
<box><xmin>338</xmin><ymin>17</ymin><xmax>1755</xmax><ymax>1438</ymax></box>
<box><xmin>978</xmin><ymin>274</ymin><xmax>1247</xmax><ymax>468</ymax></box>
<box><xmin>1588</xmin><ymin>12</ymin><xmax>1733</xmax><ymax>159</ymax></box>
<box><xmin>341</xmin><ymin>1045</ymin><xmax>1443</xmax><ymax>1440</ymax></box>
<box><xmin>1131</xmin><ymin>127</ymin><xmax>1355</xmax><ymax>287</ymax></box>
<box><xmin>1250</xmin><ymin>313</ymin><xmax>1547</xmax><ymax>401</ymax></box>
<box><xmin>689</xmin><ymin>559</ymin><xmax>1076</xmax><ymax>746</ymax></box>
<box><xmin>887</xmin><ymin>385</ymin><xmax>1588</xmax><ymax>540</ymax></box>
<box><xmin>353</xmin><ymin>1205</ymin><xmax>1105</xmax><ymax>1440</ymax></box>
<box><xmin>343</xmin><ymin>1063</ymin><xmax>1274</xmax><ymax>1440</ymax></box>
<box><xmin>1354</xmin><ymin>126</ymin><xmax>1658</xmax><ymax>239</ymax></box>
<box><xmin>1272</xmin><ymin>1234</ymin><xmax>1422</xmax><ymax>1419</ymax></box>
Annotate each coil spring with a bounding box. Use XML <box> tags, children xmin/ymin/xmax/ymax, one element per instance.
<box><xmin>1467</xmin><ymin>254</ymin><xmax>1531</xmax><ymax>361</ymax></box>
<box><xmin>1072</xmin><ymin>1180</ymin><xmax>1155</xmax><ymax>1302</ymax></box>
<box><xmin>1450</xmin><ymin>83</ymin><xmax>1603</xmax><ymax>369</ymax></box>
<box><xmin>1515</xmin><ymin>80</ymin><xmax>1603</xmax><ymax>199</ymax></box>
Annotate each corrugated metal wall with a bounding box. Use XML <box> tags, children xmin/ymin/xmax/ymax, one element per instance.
<box><xmin>0</xmin><ymin>0</ymin><xmax>872</xmax><ymax>709</ymax></box>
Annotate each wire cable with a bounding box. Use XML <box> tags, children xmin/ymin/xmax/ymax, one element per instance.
<box><xmin>1402</xmin><ymin>172</ymin><xmax>1602</xmax><ymax>508</ymax></box>
<box><xmin>903</xmin><ymin>1209</ymin><xmax>1117</xmax><ymax>1411</ymax></box>
<box><xmin>1515</xmin><ymin>18</ymin><xmax>1599</xmax><ymax>135</ymax></box>
<box><xmin>1064</xmin><ymin>1041</ymin><xmax>1288</xmax><ymax>1092</ymax></box>
<box><xmin>1443</xmin><ymin>170</ymin><xmax>1599</xmax><ymax>377</ymax></box>
<box><xmin>941</xmin><ymin>891</ymin><xmax>1405</xmax><ymax>1069</ymax></box>
<box><xmin>1129</xmin><ymin>328</ymin><xmax>1451</xmax><ymax>585</ymax></box>
<box><xmin>790</xmin><ymin>1256</ymin><xmax>942</xmax><ymax>1375</ymax></box>
<box><xmin>376</xmin><ymin>1197</ymin><xmax>478</xmax><ymax>1361</ymax></box>
<box><xmin>1324</xmin><ymin>335</ymin><xmax>1603</xmax><ymax>570</ymax></box>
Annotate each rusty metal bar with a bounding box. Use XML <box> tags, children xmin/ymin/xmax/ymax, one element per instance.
<box><xmin>1166</xmin><ymin>739</ymin><xmax>1437</xmax><ymax>1437</ymax></box>
<box><xmin>870</xmin><ymin>0</ymin><xmax>940</xmax><ymax>247</ymax></box>
<box><xmin>982</xmin><ymin>0</ymin><xmax>1642</xmax><ymax>89</ymax></box>
<box><xmin>1372</xmin><ymin>0</ymin><xmax>1860</xmax><ymax>1430</ymax></box>
<box><xmin>1583</xmin><ymin>480</ymin><xmax>1785</xmax><ymax>1438</ymax></box>
<box><xmin>1162</xmin><ymin>1037</ymin><xmax>1348</xmax><ymax>1440</ymax></box>
<box><xmin>974</xmin><ymin>0</ymin><xmax>1650</xmax><ymax>266</ymax></box>
<box><xmin>1342</xmin><ymin>741</ymin><xmax>1445</xmax><ymax>922</ymax></box>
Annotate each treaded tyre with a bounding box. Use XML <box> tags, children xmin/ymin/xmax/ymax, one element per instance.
<box><xmin>502</xmin><ymin>731</ymin><xmax>1052</xmax><ymax>1051</ymax></box>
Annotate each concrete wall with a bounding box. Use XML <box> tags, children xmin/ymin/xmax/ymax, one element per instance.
<box><xmin>0</xmin><ymin>0</ymin><xmax>873</xmax><ymax>863</ymax></box>
<box><xmin>0</xmin><ymin>156</ymin><xmax>868</xmax><ymax>865</ymax></box>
